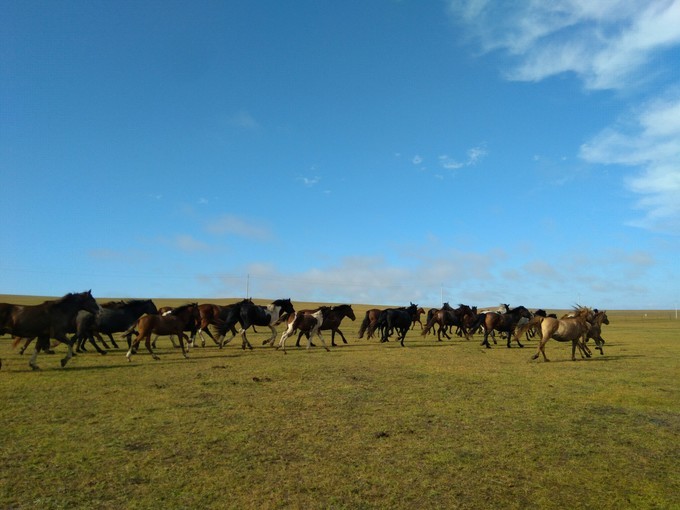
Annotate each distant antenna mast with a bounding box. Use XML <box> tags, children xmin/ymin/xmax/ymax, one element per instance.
<box><xmin>246</xmin><ymin>274</ymin><xmax>250</xmax><ymax>299</ymax></box>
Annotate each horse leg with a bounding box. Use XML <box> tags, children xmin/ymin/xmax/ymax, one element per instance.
<box><xmin>19</xmin><ymin>337</ymin><xmax>33</xmax><ymax>355</ymax></box>
<box><xmin>179</xmin><ymin>333</ymin><xmax>189</xmax><ymax>359</ymax></box>
<box><xmin>126</xmin><ymin>334</ymin><xmax>143</xmax><ymax>361</ymax></box>
<box><xmin>59</xmin><ymin>335</ymin><xmax>75</xmax><ymax>368</ymax></box>
<box><xmin>481</xmin><ymin>329</ymin><xmax>491</xmax><ymax>349</ymax></box>
<box><xmin>240</xmin><ymin>329</ymin><xmax>254</xmax><ymax>350</ymax></box>
<box><xmin>29</xmin><ymin>339</ymin><xmax>45</xmax><ymax>370</ymax></box>
<box><xmin>510</xmin><ymin>331</ymin><xmax>524</xmax><ymax>348</ymax></box>
<box><xmin>336</xmin><ymin>328</ymin><xmax>348</xmax><ymax>345</ymax></box>
<box><xmin>313</xmin><ymin>330</ymin><xmax>330</xmax><ymax>352</ymax></box>
<box><xmin>265</xmin><ymin>325</ymin><xmax>277</xmax><ymax>347</ymax></box>
<box><xmin>531</xmin><ymin>336</ymin><xmax>550</xmax><ymax>362</ymax></box>
<box><xmin>87</xmin><ymin>333</ymin><xmax>108</xmax><ymax>355</ymax></box>
<box><xmin>145</xmin><ymin>336</ymin><xmax>160</xmax><ymax>360</ymax></box>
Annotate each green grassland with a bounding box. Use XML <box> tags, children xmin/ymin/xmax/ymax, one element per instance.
<box><xmin>1</xmin><ymin>296</ymin><xmax>678</xmax><ymax>509</ymax></box>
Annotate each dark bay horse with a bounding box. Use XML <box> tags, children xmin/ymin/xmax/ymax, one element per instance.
<box><xmin>421</xmin><ymin>303</ymin><xmax>476</xmax><ymax>341</ymax></box>
<box><xmin>278</xmin><ymin>307</ymin><xmax>330</xmax><ymax>353</ymax></box>
<box><xmin>479</xmin><ymin>305</ymin><xmax>533</xmax><ymax>348</ymax></box>
<box><xmin>357</xmin><ymin>308</ymin><xmax>382</xmax><ymax>339</ymax></box>
<box><xmin>410</xmin><ymin>307</ymin><xmax>426</xmax><ymax>330</ymax></box>
<box><xmin>125</xmin><ymin>303</ymin><xmax>199</xmax><ymax>361</ymax></box>
<box><xmin>1</xmin><ymin>291</ymin><xmax>100</xmax><ymax>370</ymax></box>
<box><xmin>516</xmin><ymin>306</ymin><xmax>595</xmax><ymax>361</ymax></box>
<box><xmin>74</xmin><ymin>299</ymin><xmax>158</xmax><ymax>352</ymax></box>
<box><xmin>196</xmin><ymin>300</ymin><xmax>255</xmax><ymax>347</ymax></box>
<box><xmin>294</xmin><ymin>304</ymin><xmax>356</xmax><ymax>347</ymax></box>
<box><xmin>376</xmin><ymin>303</ymin><xmax>419</xmax><ymax>346</ymax></box>
<box><xmin>219</xmin><ymin>298</ymin><xmax>295</xmax><ymax>349</ymax></box>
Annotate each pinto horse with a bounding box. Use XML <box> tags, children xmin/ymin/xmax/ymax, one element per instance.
<box><xmin>376</xmin><ymin>303</ymin><xmax>419</xmax><ymax>346</ymax></box>
<box><xmin>219</xmin><ymin>299</ymin><xmax>295</xmax><ymax>349</ymax></box>
<box><xmin>516</xmin><ymin>306</ymin><xmax>595</xmax><ymax>361</ymax></box>
<box><xmin>293</xmin><ymin>304</ymin><xmax>356</xmax><ymax>347</ymax></box>
<box><xmin>195</xmin><ymin>300</ymin><xmax>256</xmax><ymax>347</ymax></box>
<box><xmin>1</xmin><ymin>291</ymin><xmax>100</xmax><ymax>370</ymax></box>
<box><xmin>278</xmin><ymin>307</ymin><xmax>330</xmax><ymax>353</ymax></box>
<box><xmin>479</xmin><ymin>305</ymin><xmax>533</xmax><ymax>348</ymax></box>
<box><xmin>125</xmin><ymin>303</ymin><xmax>199</xmax><ymax>361</ymax></box>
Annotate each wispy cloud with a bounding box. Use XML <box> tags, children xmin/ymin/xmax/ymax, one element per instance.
<box><xmin>438</xmin><ymin>145</ymin><xmax>487</xmax><ymax>171</ymax></box>
<box><xmin>448</xmin><ymin>1</ymin><xmax>680</xmax><ymax>90</ymax></box>
<box><xmin>580</xmin><ymin>92</ymin><xmax>680</xmax><ymax>232</ymax></box>
<box><xmin>298</xmin><ymin>175</ymin><xmax>320</xmax><ymax>187</ymax></box>
<box><xmin>448</xmin><ymin>1</ymin><xmax>680</xmax><ymax>232</ymax></box>
<box><xmin>205</xmin><ymin>214</ymin><xmax>272</xmax><ymax>241</ymax></box>
<box><xmin>174</xmin><ymin>235</ymin><xmax>210</xmax><ymax>252</ymax></box>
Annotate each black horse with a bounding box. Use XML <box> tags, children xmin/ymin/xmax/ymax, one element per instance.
<box><xmin>377</xmin><ymin>303</ymin><xmax>419</xmax><ymax>347</ymax></box>
<box><xmin>1</xmin><ymin>291</ymin><xmax>100</xmax><ymax>370</ymax></box>
<box><xmin>218</xmin><ymin>298</ymin><xmax>295</xmax><ymax>350</ymax></box>
<box><xmin>74</xmin><ymin>299</ymin><xmax>158</xmax><ymax>353</ymax></box>
<box><xmin>479</xmin><ymin>305</ymin><xmax>533</xmax><ymax>348</ymax></box>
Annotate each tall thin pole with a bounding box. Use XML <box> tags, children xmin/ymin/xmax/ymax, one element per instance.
<box><xmin>246</xmin><ymin>274</ymin><xmax>250</xmax><ymax>299</ymax></box>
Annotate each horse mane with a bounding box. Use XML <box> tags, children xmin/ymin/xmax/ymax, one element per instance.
<box><xmin>54</xmin><ymin>290</ymin><xmax>91</xmax><ymax>305</ymax></box>
<box><xmin>170</xmin><ymin>303</ymin><xmax>197</xmax><ymax>315</ymax></box>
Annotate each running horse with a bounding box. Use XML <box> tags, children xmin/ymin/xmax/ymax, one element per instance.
<box><xmin>195</xmin><ymin>299</ymin><xmax>254</xmax><ymax>347</ymax></box>
<box><xmin>74</xmin><ymin>299</ymin><xmax>158</xmax><ymax>353</ymax></box>
<box><xmin>421</xmin><ymin>303</ymin><xmax>476</xmax><ymax>341</ymax></box>
<box><xmin>219</xmin><ymin>298</ymin><xmax>295</xmax><ymax>349</ymax></box>
<box><xmin>124</xmin><ymin>303</ymin><xmax>199</xmax><ymax>361</ymax></box>
<box><xmin>479</xmin><ymin>305</ymin><xmax>533</xmax><ymax>348</ymax></box>
<box><xmin>515</xmin><ymin>306</ymin><xmax>596</xmax><ymax>361</ymax></box>
<box><xmin>357</xmin><ymin>308</ymin><xmax>382</xmax><ymax>339</ymax></box>
<box><xmin>376</xmin><ymin>303</ymin><xmax>419</xmax><ymax>346</ymax></box>
<box><xmin>294</xmin><ymin>304</ymin><xmax>356</xmax><ymax>347</ymax></box>
<box><xmin>0</xmin><ymin>291</ymin><xmax>100</xmax><ymax>370</ymax></box>
<box><xmin>278</xmin><ymin>307</ymin><xmax>330</xmax><ymax>353</ymax></box>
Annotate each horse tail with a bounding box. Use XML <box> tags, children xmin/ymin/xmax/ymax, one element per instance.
<box><xmin>421</xmin><ymin>315</ymin><xmax>437</xmax><ymax>337</ymax></box>
<box><xmin>515</xmin><ymin>316</ymin><xmax>543</xmax><ymax>340</ymax></box>
<box><xmin>357</xmin><ymin>312</ymin><xmax>370</xmax><ymax>338</ymax></box>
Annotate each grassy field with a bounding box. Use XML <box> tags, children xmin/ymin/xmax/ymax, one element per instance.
<box><xmin>1</xmin><ymin>296</ymin><xmax>678</xmax><ymax>509</ymax></box>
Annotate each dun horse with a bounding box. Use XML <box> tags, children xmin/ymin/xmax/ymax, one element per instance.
<box><xmin>515</xmin><ymin>306</ymin><xmax>595</xmax><ymax>361</ymax></box>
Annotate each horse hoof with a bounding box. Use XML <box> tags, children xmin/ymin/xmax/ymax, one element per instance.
<box><xmin>100</xmin><ymin>351</ymin><xmax>108</xmax><ymax>355</ymax></box>
<box><xmin>30</xmin><ymin>364</ymin><xmax>40</xmax><ymax>371</ymax></box>
<box><xmin>60</xmin><ymin>359</ymin><xmax>69</xmax><ymax>368</ymax></box>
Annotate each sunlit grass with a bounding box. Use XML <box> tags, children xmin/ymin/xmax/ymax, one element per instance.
<box><xmin>1</xmin><ymin>298</ymin><xmax>678</xmax><ymax>509</ymax></box>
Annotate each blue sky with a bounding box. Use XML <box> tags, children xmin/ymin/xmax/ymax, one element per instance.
<box><xmin>1</xmin><ymin>0</ymin><xmax>679</xmax><ymax>310</ymax></box>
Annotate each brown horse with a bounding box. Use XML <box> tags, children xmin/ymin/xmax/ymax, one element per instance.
<box><xmin>125</xmin><ymin>303</ymin><xmax>199</xmax><ymax>361</ymax></box>
<box><xmin>516</xmin><ymin>306</ymin><xmax>595</xmax><ymax>361</ymax></box>
<box><xmin>0</xmin><ymin>291</ymin><xmax>100</xmax><ymax>370</ymax></box>
<box><xmin>421</xmin><ymin>303</ymin><xmax>476</xmax><ymax>341</ymax></box>
<box><xmin>479</xmin><ymin>305</ymin><xmax>533</xmax><ymax>348</ymax></box>
<box><xmin>293</xmin><ymin>304</ymin><xmax>356</xmax><ymax>347</ymax></box>
<box><xmin>410</xmin><ymin>307</ymin><xmax>426</xmax><ymax>330</ymax></box>
<box><xmin>195</xmin><ymin>300</ymin><xmax>255</xmax><ymax>347</ymax></box>
<box><xmin>357</xmin><ymin>308</ymin><xmax>382</xmax><ymax>339</ymax></box>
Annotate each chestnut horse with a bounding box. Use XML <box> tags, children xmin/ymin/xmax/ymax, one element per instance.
<box><xmin>125</xmin><ymin>303</ymin><xmax>199</xmax><ymax>361</ymax></box>
<box><xmin>357</xmin><ymin>308</ymin><xmax>382</xmax><ymax>339</ymax></box>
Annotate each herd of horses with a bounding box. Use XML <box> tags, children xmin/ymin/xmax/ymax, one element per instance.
<box><xmin>0</xmin><ymin>291</ymin><xmax>610</xmax><ymax>370</ymax></box>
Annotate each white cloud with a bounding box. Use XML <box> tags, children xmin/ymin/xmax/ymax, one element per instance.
<box><xmin>580</xmin><ymin>93</ymin><xmax>680</xmax><ymax>232</ymax></box>
<box><xmin>299</xmin><ymin>176</ymin><xmax>320</xmax><ymax>186</ymax></box>
<box><xmin>448</xmin><ymin>0</ymin><xmax>680</xmax><ymax>90</ymax></box>
<box><xmin>412</xmin><ymin>155</ymin><xmax>423</xmax><ymax>165</ymax></box>
<box><xmin>205</xmin><ymin>214</ymin><xmax>272</xmax><ymax>241</ymax></box>
<box><xmin>174</xmin><ymin>235</ymin><xmax>210</xmax><ymax>252</ymax></box>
